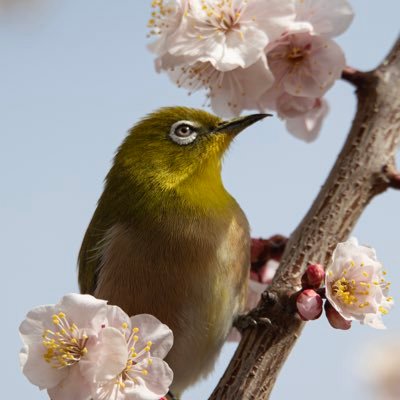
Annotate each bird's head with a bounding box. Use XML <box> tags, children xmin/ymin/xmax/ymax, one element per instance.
<box><xmin>111</xmin><ymin>107</ymin><xmax>269</xmax><ymax>212</ymax></box>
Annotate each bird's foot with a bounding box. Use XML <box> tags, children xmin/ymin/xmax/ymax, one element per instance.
<box><xmin>234</xmin><ymin>312</ymin><xmax>272</xmax><ymax>331</ymax></box>
<box><xmin>234</xmin><ymin>290</ymin><xmax>278</xmax><ymax>332</ymax></box>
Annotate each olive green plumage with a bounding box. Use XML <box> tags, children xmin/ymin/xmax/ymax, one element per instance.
<box><xmin>78</xmin><ymin>107</ymin><xmax>267</xmax><ymax>395</ymax></box>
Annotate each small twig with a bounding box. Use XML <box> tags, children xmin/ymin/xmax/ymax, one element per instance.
<box><xmin>382</xmin><ymin>164</ymin><xmax>400</xmax><ymax>189</ymax></box>
<box><xmin>341</xmin><ymin>66</ymin><xmax>370</xmax><ymax>87</ymax></box>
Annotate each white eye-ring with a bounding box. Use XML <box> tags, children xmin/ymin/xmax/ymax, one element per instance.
<box><xmin>169</xmin><ymin>120</ymin><xmax>198</xmax><ymax>145</ymax></box>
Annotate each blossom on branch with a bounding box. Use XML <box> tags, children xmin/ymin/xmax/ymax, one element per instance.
<box><xmin>19</xmin><ymin>294</ymin><xmax>108</xmax><ymax>400</ymax></box>
<box><xmin>325</xmin><ymin>238</ymin><xmax>393</xmax><ymax>329</ymax></box>
<box><xmin>19</xmin><ymin>294</ymin><xmax>174</xmax><ymax>400</ymax></box>
<box><xmin>148</xmin><ymin>0</ymin><xmax>354</xmax><ymax>141</ymax></box>
<box><xmin>84</xmin><ymin>307</ymin><xmax>174</xmax><ymax>400</ymax></box>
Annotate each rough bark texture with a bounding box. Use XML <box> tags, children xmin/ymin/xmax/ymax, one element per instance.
<box><xmin>209</xmin><ymin>36</ymin><xmax>400</xmax><ymax>400</ymax></box>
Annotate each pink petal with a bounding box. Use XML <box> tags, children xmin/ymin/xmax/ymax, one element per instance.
<box><xmin>47</xmin><ymin>366</ymin><xmax>92</xmax><ymax>400</ymax></box>
<box><xmin>129</xmin><ymin>314</ymin><xmax>173</xmax><ymax>360</ymax></box>
<box><xmin>80</xmin><ymin>327</ymin><xmax>128</xmax><ymax>383</ymax></box>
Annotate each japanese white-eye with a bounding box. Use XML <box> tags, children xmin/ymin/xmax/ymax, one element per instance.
<box><xmin>78</xmin><ymin>107</ymin><xmax>268</xmax><ymax>397</ymax></box>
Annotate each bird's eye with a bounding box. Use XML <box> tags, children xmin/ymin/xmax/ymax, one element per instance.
<box><xmin>169</xmin><ymin>120</ymin><xmax>198</xmax><ymax>145</ymax></box>
<box><xmin>175</xmin><ymin>124</ymin><xmax>193</xmax><ymax>137</ymax></box>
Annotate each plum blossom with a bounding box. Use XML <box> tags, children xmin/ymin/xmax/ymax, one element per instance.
<box><xmin>325</xmin><ymin>238</ymin><xmax>394</xmax><ymax>329</ymax></box>
<box><xmin>266</xmin><ymin>32</ymin><xmax>345</xmax><ymax>98</ymax></box>
<box><xmin>147</xmin><ymin>0</ymin><xmax>188</xmax><ymax>56</ymax></box>
<box><xmin>160</xmin><ymin>0</ymin><xmax>296</xmax><ymax>72</ymax></box>
<box><xmin>20</xmin><ymin>295</ymin><xmax>174</xmax><ymax>400</ymax></box>
<box><xmin>19</xmin><ymin>294</ymin><xmax>108</xmax><ymax>400</ymax></box>
<box><xmin>84</xmin><ymin>306</ymin><xmax>173</xmax><ymax>400</ymax></box>
<box><xmin>148</xmin><ymin>0</ymin><xmax>354</xmax><ymax>139</ymax></box>
<box><xmin>165</xmin><ymin>55</ymin><xmax>273</xmax><ymax>117</ymax></box>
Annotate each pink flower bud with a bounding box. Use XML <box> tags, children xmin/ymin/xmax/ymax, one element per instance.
<box><xmin>251</xmin><ymin>238</ymin><xmax>266</xmax><ymax>263</ymax></box>
<box><xmin>325</xmin><ymin>301</ymin><xmax>352</xmax><ymax>330</ymax></box>
<box><xmin>296</xmin><ymin>289</ymin><xmax>323</xmax><ymax>321</ymax></box>
<box><xmin>301</xmin><ymin>263</ymin><xmax>325</xmax><ymax>289</ymax></box>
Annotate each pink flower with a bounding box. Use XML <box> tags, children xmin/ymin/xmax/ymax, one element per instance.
<box><xmin>267</xmin><ymin>32</ymin><xmax>345</xmax><ymax>98</ymax></box>
<box><xmin>83</xmin><ymin>306</ymin><xmax>174</xmax><ymax>400</ymax></box>
<box><xmin>296</xmin><ymin>289</ymin><xmax>323</xmax><ymax>321</ymax></box>
<box><xmin>19</xmin><ymin>294</ymin><xmax>108</xmax><ymax>400</ymax></box>
<box><xmin>325</xmin><ymin>238</ymin><xmax>394</xmax><ymax>329</ymax></box>
<box><xmin>161</xmin><ymin>54</ymin><xmax>273</xmax><ymax>117</ymax></box>
<box><xmin>162</xmin><ymin>0</ymin><xmax>295</xmax><ymax>72</ymax></box>
<box><xmin>20</xmin><ymin>294</ymin><xmax>174</xmax><ymax>400</ymax></box>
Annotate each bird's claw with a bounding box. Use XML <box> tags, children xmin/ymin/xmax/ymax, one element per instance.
<box><xmin>234</xmin><ymin>312</ymin><xmax>272</xmax><ymax>332</ymax></box>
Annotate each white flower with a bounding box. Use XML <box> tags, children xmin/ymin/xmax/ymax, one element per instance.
<box><xmin>294</xmin><ymin>0</ymin><xmax>354</xmax><ymax>38</ymax></box>
<box><xmin>161</xmin><ymin>53</ymin><xmax>273</xmax><ymax>117</ymax></box>
<box><xmin>147</xmin><ymin>0</ymin><xmax>188</xmax><ymax>56</ymax></box>
<box><xmin>325</xmin><ymin>238</ymin><xmax>394</xmax><ymax>329</ymax></box>
<box><xmin>84</xmin><ymin>306</ymin><xmax>174</xmax><ymax>400</ymax></box>
<box><xmin>19</xmin><ymin>294</ymin><xmax>108</xmax><ymax>400</ymax></box>
<box><xmin>267</xmin><ymin>31</ymin><xmax>345</xmax><ymax>98</ymax></box>
<box><xmin>159</xmin><ymin>0</ymin><xmax>295</xmax><ymax>72</ymax></box>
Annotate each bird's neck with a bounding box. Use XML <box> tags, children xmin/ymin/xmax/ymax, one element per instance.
<box><xmin>106</xmin><ymin>156</ymin><xmax>235</xmax><ymax>221</ymax></box>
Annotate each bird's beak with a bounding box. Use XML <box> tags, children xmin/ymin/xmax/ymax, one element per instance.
<box><xmin>213</xmin><ymin>113</ymin><xmax>272</xmax><ymax>135</ymax></box>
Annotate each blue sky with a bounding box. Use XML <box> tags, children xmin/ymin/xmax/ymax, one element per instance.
<box><xmin>1</xmin><ymin>1</ymin><xmax>399</xmax><ymax>399</ymax></box>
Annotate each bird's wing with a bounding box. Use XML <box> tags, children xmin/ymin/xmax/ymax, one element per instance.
<box><xmin>78</xmin><ymin>207</ymin><xmax>113</xmax><ymax>294</ymax></box>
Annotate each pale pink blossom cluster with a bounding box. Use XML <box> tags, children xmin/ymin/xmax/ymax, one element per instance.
<box><xmin>241</xmin><ymin>238</ymin><xmax>393</xmax><ymax>333</ymax></box>
<box><xmin>19</xmin><ymin>294</ymin><xmax>173</xmax><ymax>400</ymax></box>
<box><xmin>148</xmin><ymin>0</ymin><xmax>353</xmax><ymax>141</ymax></box>
<box><xmin>295</xmin><ymin>238</ymin><xmax>394</xmax><ymax>329</ymax></box>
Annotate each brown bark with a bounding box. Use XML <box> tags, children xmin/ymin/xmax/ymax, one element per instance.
<box><xmin>209</xmin><ymin>36</ymin><xmax>400</xmax><ymax>400</ymax></box>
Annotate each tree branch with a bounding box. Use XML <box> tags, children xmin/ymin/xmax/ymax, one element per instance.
<box><xmin>209</xmin><ymin>35</ymin><xmax>400</xmax><ymax>400</ymax></box>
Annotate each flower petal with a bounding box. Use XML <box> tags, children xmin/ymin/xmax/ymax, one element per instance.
<box><xmin>47</xmin><ymin>366</ymin><xmax>92</xmax><ymax>400</ymax></box>
<box><xmin>295</xmin><ymin>0</ymin><xmax>354</xmax><ymax>38</ymax></box>
<box><xmin>81</xmin><ymin>327</ymin><xmax>128</xmax><ymax>383</ymax></box>
<box><xmin>124</xmin><ymin>358</ymin><xmax>173</xmax><ymax>400</ymax></box>
<box><xmin>129</xmin><ymin>314</ymin><xmax>173</xmax><ymax>359</ymax></box>
<box><xmin>58</xmin><ymin>293</ymin><xmax>108</xmax><ymax>331</ymax></box>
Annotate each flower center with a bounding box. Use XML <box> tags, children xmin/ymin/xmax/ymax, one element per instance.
<box><xmin>202</xmin><ymin>1</ymin><xmax>244</xmax><ymax>34</ymax></box>
<box><xmin>42</xmin><ymin>312</ymin><xmax>88</xmax><ymax>369</ymax></box>
<box><xmin>114</xmin><ymin>324</ymin><xmax>154</xmax><ymax>389</ymax></box>
<box><xmin>287</xmin><ymin>46</ymin><xmax>306</xmax><ymax>64</ymax></box>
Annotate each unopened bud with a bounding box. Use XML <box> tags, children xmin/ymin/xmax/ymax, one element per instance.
<box><xmin>250</xmin><ymin>238</ymin><xmax>266</xmax><ymax>263</ymax></box>
<box><xmin>296</xmin><ymin>289</ymin><xmax>323</xmax><ymax>321</ymax></box>
<box><xmin>324</xmin><ymin>301</ymin><xmax>352</xmax><ymax>330</ymax></box>
<box><xmin>301</xmin><ymin>263</ymin><xmax>325</xmax><ymax>289</ymax></box>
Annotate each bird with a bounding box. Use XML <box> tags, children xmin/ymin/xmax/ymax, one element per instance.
<box><xmin>78</xmin><ymin>107</ymin><xmax>268</xmax><ymax>397</ymax></box>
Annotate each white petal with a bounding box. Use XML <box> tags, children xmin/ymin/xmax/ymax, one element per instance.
<box><xmin>125</xmin><ymin>358</ymin><xmax>173</xmax><ymax>400</ymax></box>
<box><xmin>105</xmin><ymin>304</ymin><xmax>131</xmax><ymax>330</ymax></box>
<box><xmin>363</xmin><ymin>314</ymin><xmax>386</xmax><ymax>330</ymax></box>
<box><xmin>47</xmin><ymin>366</ymin><xmax>92</xmax><ymax>400</ymax></box>
<box><xmin>211</xmin><ymin>56</ymin><xmax>274</xmax><ymax>117</ymax></box>
<box><xmin>285</xmin><ymin>98</ymin><xmax>329</xmax><ymax>142</ymax></box>
<box><xmin>58</xmin><ymin>293</ymin><xmax>108</xmax><ymax>331</ymax></box>
<box><xmin>295</xmin><ymin>0</ymin><xmax>354</xmax><ymax>38</ymax></box>
<box><xmin>129</xmin><ymin>314</ymin><xmax>173</xmax><ymax>359</ymax></box>
<box><xmin>19</xmin><ymin>343</ymin><xmax>67</xmax><ymax>390</ymax></box>
<box><xmin>81</xmin><ymin>327</ymin><xmax>128</xmax><ymax>383</ymax></box>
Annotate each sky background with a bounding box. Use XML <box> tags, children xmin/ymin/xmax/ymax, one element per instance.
<box><xmin>1</xmin><ymin>1</ymin><xmax>399</xmax><ymax>399</ymax></box>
